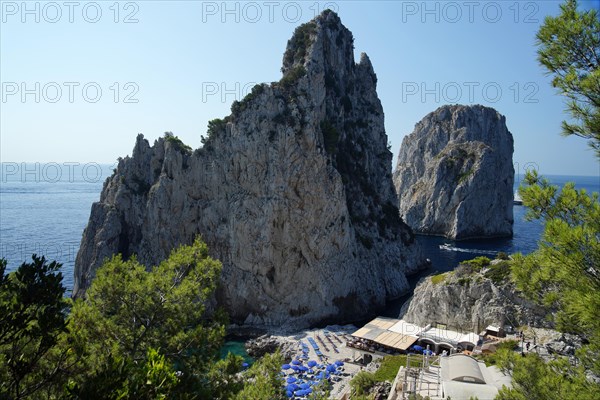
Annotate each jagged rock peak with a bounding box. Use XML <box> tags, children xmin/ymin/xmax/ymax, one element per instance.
<box><xmin>281</xmin><ymin>10</ymin><xmax>354</xmax><ymax>74</ymax></box>
<box><xmin>73</xmin><ymin>12</ymin><xmax>426</xmax><ymax>329</ymax></box>
<box><xmin>393</xmin><ymin>104</ymin><xmax>514</xmax><ymax>240</ymax></box>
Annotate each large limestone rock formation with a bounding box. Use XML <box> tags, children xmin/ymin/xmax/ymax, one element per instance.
<box><xmin>399</xmin><ymin>260</ymin><xmax>553</xmax><ymax>332</ymax></box>
<box><xmin>74</xmin><ymin>11</ymin><xmax>425</xmax><ymax>329</ymax></box>
<box><xmin>393</xmin><ymin>105</ymin><xmax>514</xmax><ymax>240</ymax></box>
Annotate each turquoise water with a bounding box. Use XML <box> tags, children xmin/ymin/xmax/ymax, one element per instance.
<box><xmin>219</xmin><ymin>341</ymin><xmax>254</xmax><ymax>364</ymax></box>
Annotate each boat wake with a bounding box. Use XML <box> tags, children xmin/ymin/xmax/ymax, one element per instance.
<box><xmin>439</xmin><ymin>243</ymin><xmax>498</xmax><ymax>255</ymax></box>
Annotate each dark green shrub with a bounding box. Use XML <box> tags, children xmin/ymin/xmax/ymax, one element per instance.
<box><xmin>203</xmin><ymin>119</ymin><xmax>227</xmax><ymax>144</ymax></box>
<box><xmin>283</xmin><ymin>22</ymin><xmax>316</xmax><ymax>66</ymax></box>
<box><xmin>280</xmin><ymin>65</ymin><xmax>306</xmax><ymax>89</ymax></box>
<box><xmin>462</xmin><ymin>256</ymin><xmax>491</xmax><ymax>271</ymax></box>
<box><xmin>457</xmin><ymin>277</ymin><xmax>471</xmax><ymax>287</ymax></box>
<box><xmin>231</xmin><ymin>84</ymin><xmax>265</xmax><ymax>114</ymax></box>
<box><xmin>485</xmin><ymin>260</ymin><xmax>511</xmax><ymax>284</ymax></box>
<box><xmin>326</xmin><ymin>74</ymin><xmax>341</xmax><ymax>96</ymax></box>
<box><xmin>457</xmin><ymin>169</ymin><xmax>474</xmax><ymax>184</ymax></box>
<box><xmin>320</xmin><ymin>120</ymin><xmax>339</xmax><ymax>154</ymax></box>
<box><xmin>131</xmin><ymin>176</ymin><xmax>151</xmax><ymax>195</ymax></box>
<box><xmin>342</xmin><ymin>95</ymin><xmax>352</xmax><ymax>112</ymax></box>
<box><xmin>357</xmin><ymin>234</ymin><xmax>373</xmax><ymax>250</ymax></box>
<box><xmin>350</xmin><ymin>371</ymin><xmax>376</xmax><ymax>397</ymax></box>
<box><xmin>164</xmin><ymin>132</ymin><xmax>192</xmax><ymax>154</ymax></box>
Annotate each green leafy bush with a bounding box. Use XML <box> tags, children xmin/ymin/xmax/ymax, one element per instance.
<box><xmin>461</xmin><ymin>256</ymin><xmax>491</xmax><ymax>272</ymax></box>
<box><xmin>203</xmin><ymin>118</ymin><xmax>228</xmax><ymax>144</ymax></box>
<box><xmin>350</xmin><ymin>371</ymin><xmax>376</xmax><ymax>397</ymax></box>
<box><xmin>0</xmin><ymin>256</ymin><xmax>68</xmax><ymax>399</ymax></box>
<box><xmin>457</xmin><ymin>277</ymin><xmax>471</xmax><ymax>287</ymax></box>
<box><xmin>67</xmin><ymin>237</ymin><xmax>226</xmax><ymax>397</ymax></box>
<box><xmin>457</xmin><ymin>169</ymin><xmax>474</xmax><ymax>184</ymax></box>
<box><xmin>232</xmin><ymin>84</ymin><xmax>265</xmax><ymax>114</ymax></box>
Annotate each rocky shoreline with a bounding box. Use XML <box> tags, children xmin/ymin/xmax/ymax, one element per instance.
<box><xmin>242</xmin><ymin>325</ymin><xmax>358</xmax><ymax>360</ymax></box>
<box><xmin>399</xmin><ymin>257</ymin><xmax>553</xmax><ymax>332</ymax></box>
<box><xmin>242</xmin><ymin>325</ymin><xmax>364</xmax><ymax>398</ymax></box>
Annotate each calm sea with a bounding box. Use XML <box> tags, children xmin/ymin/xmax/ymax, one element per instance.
<box><xmin>416</xmin><ymin>174</ymin><xmax>600</xmax><ymax>274</ymax></box>
<box><xmin>0</xmin><ymin>163</ymin><xmax>113</xmax><ymax>295</ymax></box>
<box><xmin>1</xmin><ymin>163</ymin><xmax>598</xmax><ymax>299</ymax></box>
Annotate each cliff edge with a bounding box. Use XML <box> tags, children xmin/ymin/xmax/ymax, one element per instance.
<box><xmin>74</xmin><ymin>11</ymin><xmax>425</xmax><ymax>329</ymax></box>
<box><xmin>399</xmin><ymin>257</ymin><xmax>552</xmax><ymax>332</ymax></box>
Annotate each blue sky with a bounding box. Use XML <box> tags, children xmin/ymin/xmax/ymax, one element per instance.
<box><xmin>2</xmin><ymin>0</ymin><xmax>599</xmax><ymax>177</ymax></box>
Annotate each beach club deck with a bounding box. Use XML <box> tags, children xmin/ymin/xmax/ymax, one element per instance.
<box><xmin>349</xmin><ymin>317</ymin><xmax>481</xmax><ymax>355</ymax></box>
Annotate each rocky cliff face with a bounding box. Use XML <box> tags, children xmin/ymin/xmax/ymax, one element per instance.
<box><xmin>393</xmin><ymin>105</ymin><xmax>514</xmax><ymax>240</ymax></box>
<box><xmin>399</xmin><ymin>260</ymin><xmax>552</xmax><ymax>332</ymax></box>
<box><xmin>74</xmin><ymin>11</ymin><xmax>425</xmax><ymax>329</ymax></box>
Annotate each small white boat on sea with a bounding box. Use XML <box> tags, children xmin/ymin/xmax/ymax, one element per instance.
<box><xmin>438</xmin><ymin>243</ymin><xmax>499</xmax><ymax>256</ymax></box>
<box><xmin>513</xmin><ymin>191</ymin><xmax>523</xmax><ymax>205</ymax></box>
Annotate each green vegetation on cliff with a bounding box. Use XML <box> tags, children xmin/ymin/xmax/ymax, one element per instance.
<box><xmin>283</xmin><ymin>21</ymin><xmax>316</xmax><ymax>67</ymax></box>
<box><xmin>429</xmin><ymin>255</ymin><xmax>511</xmax><ymax>287</ymax></box>
<box><xmin>280</xmin><ymin>65</ymin><xmax>307</xmax><ymax>89</ymax></box>
<box><xmin>164</xmin><ymin>131</ymin><xmax>192</xmax><ymax>154</ymax></box>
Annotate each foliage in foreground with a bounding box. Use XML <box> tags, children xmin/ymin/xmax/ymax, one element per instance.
<box><xmin>1</xmin><ymin>238</ymin><xmax>290</xmax><ymax>399</ymax></box>
<box><xmin>233</xmin><ymin>351</ymin><xmax>284</xmax><ymax>400</ymax></box>
<box><xmin>350</xmin><ymin>370</ymin><xmax>377</xmax><ymax>398</ymax></box>
<box><xmin>514</xmin><ymin>171</ymin><xmax>600</xmax><ymax>376</ymax></box>
<box><xmin>536</xmin><ymin>0</ymin><xmax>600</xmax><ymax>158</ymax></box>
<box><xmin>496</xmin><ymin>3</ymin><xmax>600</xmax><ymax>399</ymax></box>
<box><xmin>495</xmin><ymin>350</ymin><xmax>600</xmax><ymax>400</ymax></box>
<box><xmin>504</xmin><ymin>124</ymin><xmax>600</xmax><ymax>399</ymax></box>
<box><xmin>0</xmin><ymin>256</ymin><xmax>69</xmax><ymax>399</ymax></box>
<box><xmin>477</xmin><ymin>340</ymin><xmax>519</xmax><ymax>367</ymax></box>
<box><xmin>65</xmin><ymin>237</ymin><xmax>227</xmax><ymax>397</ymax></box>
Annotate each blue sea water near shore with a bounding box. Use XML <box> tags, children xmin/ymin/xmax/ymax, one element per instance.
<box><xmin>416</xmin><ymin>174</ymin><xmax>600</xmax><ymax>272</ymax></box>
<box><xmin>1</xmin><ymin>163</ymin><xmax>599</xmax><ymax>301</ymax></box>
<box><xmin>0</xmin><ymin>163</ymin><xmax>112</xmax><ymax>294</ymax></box>
<box><xmin>219</xmin><ymin>340</ymin><xmax>255</xmax><ymax>364</ymax></box>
